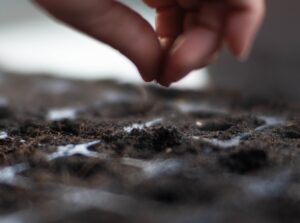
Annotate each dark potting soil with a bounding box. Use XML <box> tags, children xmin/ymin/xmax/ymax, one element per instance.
<box><xmin>0</xmin><ymin>73</ymin><xmax>299</xmax><ymax>223</ymax></box>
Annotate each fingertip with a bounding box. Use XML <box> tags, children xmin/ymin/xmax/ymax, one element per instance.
<box><xmin>139</xmin><ymin>69</ymin><xmax>156</xmax><ymax>82</ymax></box>
<box><xmin>160</xmin><ymin>28</ymin><xmax>220</xmax><ymax>84</ymax></box>
<box><xmin>141</xmin><ymin>75</ymin><xmax>154</xmax><ymax>83</ymax></box>
<box><xmin>226</xmin><ymin>0</ymin><xmax>266</xmax><ymax>61</ymax></box>
<box><xmin>226</xmin><ymin>39</ymin><xmax>251</xmax><ymax>62</ymax></box>
<box><xmin>159</xmin><ymin>82</ymin><xmax>171</xmax><ymax>88</ymax></box>
<box><xmin>226</xmin><ymin>18</ymin><xmax>255</xmax><ymax>62</ymax></box>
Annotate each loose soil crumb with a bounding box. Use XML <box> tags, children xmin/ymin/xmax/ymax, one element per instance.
<box><xmin>0</xmin><ymin>73</ymin><xmax>299</xmax><ymax>223</ymax></box>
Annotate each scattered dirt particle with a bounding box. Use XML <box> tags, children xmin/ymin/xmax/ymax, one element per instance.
<box><xmin>50</xmin><ymin>120</ymin><xmax>80</xmax><ymax>136</ymax></box>
<box><xmin>279</xmin><ymin>125</ymin><xmax>300</xmax><ymax>139</ymax></box>
<box><xmin>131</xmin><ymin>126</ymin><xmax>182</xmax><ymax>152</ymax></box>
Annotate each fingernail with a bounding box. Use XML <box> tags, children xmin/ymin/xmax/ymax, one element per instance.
<box><xmin>237</xmin><ymin>50</ymin><xmax>250</xmax><ymax>62</ymax></box>
<box><xmin>228</xmin><ymin>40</ymin><xmax>252</xmax><ymax>63</ymax></box>
<box><xmin>139</xmin><ymin>69</ymin><xmax>155</xmax><ymax>82</ymax></box>
<box><xmin>156</xmin><ymin>79</ymin><xmax>170</xmax><ymax>87</ymax></box>
<box><xmin>237</xmin><ymin>41</ymin><xmax>254</xmax><ymax>62</ymax></box>
<box><xmin>142</xmin><ymin>76</ymin><xmax>154</xmax><ymax>82</ymax></box>
<box><xmin>171</xmin><ymin>35</ymin><xmax>186</xmax><ymax>54</ymax></box>
<box><xmin>160</xmin><ymin>83</ymin><xmax>171</xmax><ymax>88</ymax></box>
<box><xmin>162</xmin><ymin>83</ymin><xmax>171</xmax><ymax>87</ymax></box>
<box><xmin>159</xmin><ymin>37</ymin><xmax>175</xmax><ymax>51</ymax></box>
<box><xmin>209</xmin><ymin>52</ymin><xmax>220</xmax><ymax>64</ymax></box>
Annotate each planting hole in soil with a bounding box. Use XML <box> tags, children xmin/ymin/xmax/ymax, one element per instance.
<box><xmin>196</xmin><ymin>115</ymin><xmax>286</xmax><ymax>149</ymax></box>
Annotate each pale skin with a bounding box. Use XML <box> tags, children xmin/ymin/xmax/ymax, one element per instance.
<box><xmin>34</xmin><ymin>0</ymin><xmax>265</xmax><ymax>86</ymax></box>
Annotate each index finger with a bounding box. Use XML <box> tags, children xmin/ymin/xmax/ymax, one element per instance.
<box><xmin>35</xmin><ymin>0</ymin><xmax>163</xmax><ymax>82</ymax></box>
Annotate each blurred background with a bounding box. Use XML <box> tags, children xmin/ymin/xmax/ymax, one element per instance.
<box><xmin>0</xmin><ymin>0</ymin><xmax>208</xmax><ymax>89</ymax></box>
<box><xmin>209</xmin><ymin>0</ymin><xmax>300</xmax><ymax>101</ymax></box>
<box><xmin>1</xmin><ymin>0</ymin><xmax>300</xmax><ymax>101</ymax></box>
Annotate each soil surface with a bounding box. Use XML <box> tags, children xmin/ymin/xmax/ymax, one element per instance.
<box><xmin>0</xmin><ymin>73</ymin><xmax>299</xmax><ymax>223</ymax></box>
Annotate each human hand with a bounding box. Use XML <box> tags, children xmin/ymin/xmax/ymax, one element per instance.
<box><xmin>34</xmin><ymin>0</ymin><xmax>265</xmax><ymax>87</ymax></box>
<box><xmin>34</xmin><ymin>0</ymin><xmax>162</xmax><ymax>82</ymax></box>
<box><xmin>144</xmin><ymin>0</ymin><xmax>266</xmax><ymax>86</ymax></box>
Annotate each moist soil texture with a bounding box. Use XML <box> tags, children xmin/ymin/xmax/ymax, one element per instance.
<box><xmin>0</xmin><ymin>73</ymin><xmax>299</xmax><ymax>223</ymax></box>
